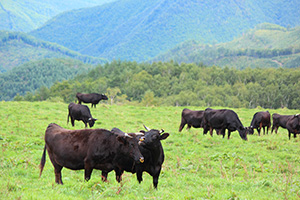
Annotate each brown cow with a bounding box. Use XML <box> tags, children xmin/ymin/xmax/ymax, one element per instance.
<box><xmin>247</xmin><ymin>111</ymin><xmax>271</xmax><ymax>136</ymax></box>
<box><xmin>39</xmin><ymin>123</ymin><xmax>144</xmax><ymax>184</ymax></box>
<box><xmin>271</xmin><ymin>113</ymin><xmax>295</xmax><ymax>134</ymax></box>
<box><xmin>286</xmin><ymin>114</ymin><xmax>300</xmax><ymax>139</ymax></box>
<box><xmin>76</xmin><ymin>93</ymin><xmax>108</xmax><ymax>108</ymax></box>
<box><xmin>179</xmin><ymin>108</ymin><xmax>204</xmax><ymax>132</ymax></box>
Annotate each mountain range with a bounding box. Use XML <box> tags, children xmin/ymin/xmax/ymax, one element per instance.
<box><xmin>153</xmin><ymin>23</ymin><xmax>300</xmax><ymax>68</ymax></box>
<box><xmin>29</xmin><ymin>0</ymin><xmax>300</xmax><ymax>62</ymax></box>
<box><xmin>0</xmin><ymin>0</ymin><xmax>116</xmax><ymax>32</ymax></box>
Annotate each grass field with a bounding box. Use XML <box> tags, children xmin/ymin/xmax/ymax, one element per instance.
<box><xmin>0</xmin><ymin>101</ymin><xmax>300</xmax><ymax>199</ymax></box>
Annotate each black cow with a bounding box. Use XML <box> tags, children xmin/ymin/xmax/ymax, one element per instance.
<box><xmin>67</xmin><ymin>102</ymin><xmax>97</xmax><ymax>128</ymax></box>
<box><xmin>102</xmin><ymin>125</ymin><xmax>169</xmax><ymax>189</ymax></box>
<box><xmin>76</xmin><ymin>93</ymin><xmax>108</xmax><ymax>108</ymax></box>
<box><xmin>202</xmin><ymin>108</ymin><xmax>247</xmax><ymax>140</ymax></box>
<box><xmin>271</xmin><ymin>113</ymin><xmax>295</xmax><ymax>134</ymax></box>
<box><xmin>39</xmin><ymin>123</ymin><xmax>144</xmax><ymax>184</ymax></box>
<box><xmin>286</xmin><ymin>114</ymin><xmax>300</xmax><ymax>139</ymax></box>
<box><xmin>247</xmin><ymin>111</ymin><xmax>271</xmax><ymax>136</ymax></box>
<box><xmin>179</xmin><ymin>108</ymin><xmax>204</xmax><ymax>132</ymax></box>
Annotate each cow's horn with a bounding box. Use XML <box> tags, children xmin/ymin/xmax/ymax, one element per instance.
<box><xmin>134</xmin><ymin>132</ymin><xmax>145</xmax><ymax>136</ymax></box>
<box><xmin>124</xmin><ymin>133</ymin><xmax>133</xmax><ymax>138</ymax></box>
<box><xmin>88</xmin><ymin>118</ymin><xmax>92</xmax><ymax>121</ymax></box>
<box><xmin>143</xmin><ymin>124</ymin><xmax>151</xmax><ymax>131</ymax></box>
<box><xmin>159</xmin><ymin>129</ymin><xmax>164</xmax><ymax>134</ymax></box>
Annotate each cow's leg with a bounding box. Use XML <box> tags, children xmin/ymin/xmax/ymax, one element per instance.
<box><xmin>209</xmin><ymin>127</ymin><xmax>213</xmax><ymax>137</ymax></box>
<box><xmin>187</xmin><ymin>124</ymin><xmax>191</xmax><ymax>130</ymax></box>
<box><xmin>266</xmin><ymin>125</ymin><xmax>270</xmax><ymax>135</ymax></box>
<box><xmin>48</xmin><ymin>152</ymin><xmax>63</xmax><ymax>184</ymax></box>
<box><xmin>115</xmin><ymin>169</ymin><xmax>124</xmax><ymax>183</ymax></box>
<box><xmin>257</xmin><ymin>128</ymin><xmax>261</xmax><ymax>136</ymax></box>
<box><xmin>271</xmin><ymin>125</ymin><xmax>278</xmax><ymax>134</ymax></box>
<box><xmin>152</xmin><ymin>169</ymin><xmax>161</xmax><ymax>189</ymax></box>
<box><xmin>136</xmin><ymin>168</ymin><xmax>143</xmax><ymax>183</ymax></box>
<box><xmin>227</xmin><ymin>130</ymin><xmax>231</xmax><ymax>139</ymax></box>
<box><xmin>101</xmin><ymin>171</ymin><xmax>108</xmax><ymax>182</ymax></box>
<box><xmin>263</xmin><ymin>127</ymin><xmax>266</xmax><ymax>135</ymax></box>
<box><xmin>221</xmin><ymin>129</ymin><xmax>226</xmax><ymax>138</ymax></box>
<box><xmin>288</xmin><ymin>131</ymin><xmax>291</xmax><ymax>140</ymax></box>
<box><xmin>84</xmin><ymin>160</ymin><xmax>94</xmax><ymax>181</ymax></box>
<box><xmin>71</xmin><ymin>118</ymin><xmax>75</xmax><ymax>127</ymax></box>
<box><xmin>203</xmin><ymin>126</ymin><xmax>209</xmax><ymax>135</ymax></box>
<box><xmin>54</xmin><ymin>165</ymin><xmax>63</xmax><ymax>184</ymax></box>
<box><xmin>178</xmin><ymin>120</ymin><xmax>186</xmax><ymax>132</ymax></box>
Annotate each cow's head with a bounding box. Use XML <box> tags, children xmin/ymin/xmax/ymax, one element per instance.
<box><xmin>116</xmin><ymin>132</ymin><xmax>144</xmax><ymax>164</ymax></box>
<box><xmin>88</xmin><ymin>118</ymin><xmax>97</xmax><ymax>128</ymax></box>
<box><xmin>239</xmin><ymin>127</ymin><xmax>248</xmax><ymax>141</ymax></box>
<box><xmin>245</xmin><ymin>126</ymin><xmax>254</xmax><ymax>135</ymax></box>
<box><xmin>138</xmin><ymin>125</ymin><xmax>169</xmax><ymax>147</ymax></box>
<box><xmin>101</xmin><ymin>94</ymin><xmax>108</xmax><ymax>100</ymax></box>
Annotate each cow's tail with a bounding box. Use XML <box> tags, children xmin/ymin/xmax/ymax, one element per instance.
<box><xmin>39</xmin><ymin>145</ymin><xmax>47</xmax><ymax>177</ymax></box>
<box><xmin>67</xmin><ymin>113</ymin><xmax>70</xmax><ymax>125</ymax></box>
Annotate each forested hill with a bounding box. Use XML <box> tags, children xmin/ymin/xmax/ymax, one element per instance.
<box><xmin>0</xmin><ymin>31</ymin><xmax>106</xmax><ymax>72</ymax></box>
<box><xmin>153</xmin><ymin>24</ymin><xmax>300</xmax><ymax>69</ymax></box>
<box><xmin>30</xmin><ymin>0</ymin><xmax>300</xmax><ymax>62</ymax></box>
<box><xmin>0</xmin><ymin>58</ymin><xmax>94</xmax><ymax>101</ymax></box>
<box><xmin>0</xmin><ymin>0</ymin><xmax>116</xmax><ymax>32</ymax></box>
<box><xmin>21</xmin><ymin>60</ymin><xmax>300</xmax><ymax>110</ymax></box>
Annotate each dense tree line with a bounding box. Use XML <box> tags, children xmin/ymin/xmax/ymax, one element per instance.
<box><xmin>15</xmin><ymin>60</ymin><xmax>300</xmax><ymax>109</ymax></box>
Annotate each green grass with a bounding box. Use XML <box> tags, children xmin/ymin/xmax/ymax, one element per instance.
<box><xmin>1</xmin><ymin>101</ymin><xmax>300</xmax><ymax>199</ymax></box>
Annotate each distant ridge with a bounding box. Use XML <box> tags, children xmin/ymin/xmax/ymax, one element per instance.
<box><xmin>30</xmin><ymin>0</ymin><xmax>300</xmax><ymax>62</ymax></box>
<box><xmin>0</xmin><ymin>31</ymin><xmax>106</xmax><ymax>72</ymax></box>
<box><xmin>153</xmin><ymin>24</ymin><xmax>300</xmax><ymax>69</ymax></box>
<box><xmin>0</xmin><ymin>0</ymin><xmax>116</xmax><ymax>32</ymax></box>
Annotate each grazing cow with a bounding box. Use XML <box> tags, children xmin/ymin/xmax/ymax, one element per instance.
<box><xmin>76</xmin><ymin>93</ymin><xmax>108</xmax><ymax>108</ymax></box>
<box><xmin>67</xmin><ymin>102</ymin><xmax>97</xmax><ymax>128</ymax></box>
<box><xmin>179</xmin><ymin>108</ymin><xmax>204</xmax><ymax>132</ymax></box>
<box><xmin>286</xmin><ymin>114</ymin><xmax>300</xmax><ymax>139</ymax></box>
<box><xmin>39</xmin><ymin>123</ymin><xmax>144</xmax><ymax>184</ymax></box>
<box><xmin>102</xmin><ymin>125</ymin><xmax>169</xmax><ymax>189</ymax></box>
<box><xmin>202</xmin><ymin>108</ymin><xmax>247</xmax><ymax>140</ymax></box>
<box><xmin>271</xmin><ymin>113</ymin><xmax>295</xmax><ymax>134</ymax></box>
<box><xmin>247</xmin><ymin>111</ymin><xmax>271</xmax><ymax>136</ymax></box>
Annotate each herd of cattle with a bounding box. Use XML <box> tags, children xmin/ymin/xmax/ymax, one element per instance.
<box><xmin>39</xmin><ymin>92</ymin><xmax>300</xmax><ymax>188</ymax></box>
<box><xmin>40</xmin><ymin>92</ymin><xmax>169</xmax><ymax>188</ymax></box>
<box><xmin>179</xmin><ymin>108</ymin><xmax>300</xmax><ymax>140</ymax></box>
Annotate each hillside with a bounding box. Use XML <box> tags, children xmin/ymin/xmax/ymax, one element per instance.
<box><xmin>153</xmin><ymin>24</ymin><xmax>300</xmax><ymax>69</ymax></box>
<box><xmin>0</xmin><ymin>0</ymin><xmax>116</xmax><ymax>32</ymax></box>
<box><xmin>0</xmin><ymin>31</ymin><xmax>106</xmax><ymax>72</ymax></box>
<box><xmin>30</xmin><ymin>0</ymin><xmax>300</xmax><ymax>62</ymax></box>
<box><xmin>0</xmin><ymin>58</ymin><xmax>94</xmax><ymax>101</ymax></box>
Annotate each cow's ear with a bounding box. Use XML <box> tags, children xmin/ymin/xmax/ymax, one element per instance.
<box><xmin>117</xmin><ymin>136</ymin><xmax>128</xmax><ymax>145</ymax></box>
<box><xmin>160</xmin><ymin>133</ymin><xmax>169</xmax><ymax>140</ymax></box>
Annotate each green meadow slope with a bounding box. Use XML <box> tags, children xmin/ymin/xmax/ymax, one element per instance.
<box><xmin>0</xmin><ymin>102</ymin><xmax>299</xmax><ymax>199</ymax></box>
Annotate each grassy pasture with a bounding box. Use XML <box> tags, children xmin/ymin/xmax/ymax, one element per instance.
<box><xmin>0</xmin><ymin>101</ymin><xmax>300</xmax><ymax>199</ymax></box>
